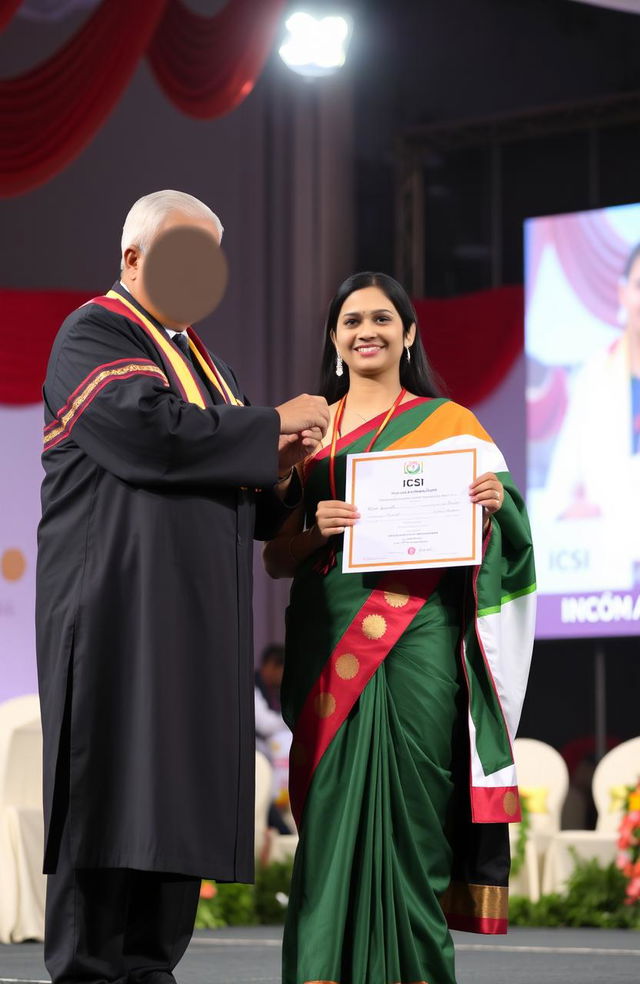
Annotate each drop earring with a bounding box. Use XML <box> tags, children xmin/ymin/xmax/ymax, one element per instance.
<box><xmin>335</xmin><ymin>352</ymin><xmax>344</xmax><ymax>377</ymax></box>
<box><xmin>405</xmin><ymin>344</ymin><xmax>411</xmax><ymax>363</ymax></box>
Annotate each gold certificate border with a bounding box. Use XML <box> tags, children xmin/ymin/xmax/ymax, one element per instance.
<box><xmin>345</xmin><ymin>447</ymin><xmax>478</xmax><ymax>571</ymax></box>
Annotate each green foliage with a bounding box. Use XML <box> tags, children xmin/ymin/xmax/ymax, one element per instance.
<box><xmin>195</xmin><ymin>887</ymin><xmax>225</xmax><ymax>930</ymax></box>
<box><xmin>195</xmin><ymin>858</ymin><xmax>294</xmax><ymax>929</ymax></box>
<box><xmin>199</xmin><ymin>854</ymin><xmax>640</xmax><ymax>931</ymax></box>
<box><xmin>254</xmin><ymin>859</ymin><xmax>294</xmax><ymax>925</ymax></box>
<box><xmin>217</xmin><ymin>882</ymin><xmax>259</xmax><ymax>927</ymax></box>
<box><xmin>510</xmin><ymin>795</ymin><xmax>531</xmax><ymax>877</ymax></box>
<box><xmin>510</xmin><ymin>854</ymin><xmax>640</xmax><ymax>929</ymax></box>
<box><xmin>509</xmin><ymin>892</ymin><xmax>568</xmax><ymax>927</ymax></box>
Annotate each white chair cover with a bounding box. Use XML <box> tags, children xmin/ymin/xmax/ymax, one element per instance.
<box><xmin>509</xmin><ymin>738</ymin><xmax>569</xmax><ymax>901</ymax></box>
<box><xmin>0</xmin><ymin>695</ymin><xmax>46</xmax><ymax>943</ymax></box>
<box><xmin>543</xmin><ymin>735</ymin><xmax>640</xmax><ymax>894</ymax></box>
<box><xmin>255</xmin><ymin>750</ymin><xmax>273</xmax><ymax>862</ymax></box>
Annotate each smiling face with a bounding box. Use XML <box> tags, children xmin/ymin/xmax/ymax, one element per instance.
<box><xmin>331</xmin><ymin>286</ymin><xmax>416</xmax><ymax>382</ymax></box>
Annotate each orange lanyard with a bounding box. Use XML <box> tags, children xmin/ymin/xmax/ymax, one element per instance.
<box><xmin>328</xmin><ymin>388</ymin><xmax>406</xmax><ymax>499</ymax></box>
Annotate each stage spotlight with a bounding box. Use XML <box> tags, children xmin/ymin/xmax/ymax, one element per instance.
<box><xmin>279</xmin><ymin>10</ymin><xmax>352</xmax><ymax>78</ymax></box>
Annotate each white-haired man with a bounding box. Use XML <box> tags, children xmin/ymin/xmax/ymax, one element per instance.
<box><xmin>36</xmin><ymin>190</ymin><xmax>329</xmax><ymax>984</ymax></box>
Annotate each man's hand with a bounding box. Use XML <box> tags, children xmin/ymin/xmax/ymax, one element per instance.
<box><xmin>277</xmin><ymin>428</ymin><xmax>323</xmax><ymax>474</ymax></box>
<box><xmin>275</xmin><ymin>394</ymin><xmax>329</xmax><ymax>438</ymax></box>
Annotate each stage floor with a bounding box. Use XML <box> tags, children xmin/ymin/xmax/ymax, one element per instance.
<box><xmin>1</xmin><ymin>925</ymin><xmax>639</xmax><ymax>983</ymax></box>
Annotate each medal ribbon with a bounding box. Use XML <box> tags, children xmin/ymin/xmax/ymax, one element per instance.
<box><xmin>316</xmin><ymin>387</ymin><xmax>407</xmax><ymax>576</ymax></box>
<box><xmin>328</xmin><ymin>387</ymin><xmax>407</xmax><ymax>499</ymax></box>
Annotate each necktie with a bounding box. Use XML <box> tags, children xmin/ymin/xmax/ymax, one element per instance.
<box><xmin>172</xmin><ymin>331</ymin><xmax>191</xmax><ymax>362</ymax></box>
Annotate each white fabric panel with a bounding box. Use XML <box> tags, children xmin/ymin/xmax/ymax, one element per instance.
<box><xmin>418</xmin><ymin>432</ymin><xmax>508</xmax><ymax>475</ymax></box>
<box><xmin>476</xmin><ymin>594</ymin><xmax>537</xmax><ymax>741</ymax></box>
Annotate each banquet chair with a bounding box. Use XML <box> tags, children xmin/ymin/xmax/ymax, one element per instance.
<box><xmin>542</xmin><ymin>735</ymin><xmax>640</xmax><ymax>894</ymax></box>
<box><xmin>264</xmin><ymin>728</ymin><xmax>298</xmax><ymax>865</ymax></box>
<box><xmin>255</xmin><ymin>750</ymin><xmax>274</xmax><ymax>863</ymax></box>
<box><xmin>254</xmin><ymin>748</ymin><xmax>298</xmax><ymax>865</ymax></box>
<box><xmin>266</xmin><ymin>820</ymin><xmax>298</xmax><ymax>864</ymax></box>
<box><xmin>0</xmin><ymin>695</ymin><xmax>46</xmax><ymax>943</ymax></box>
<box><xmin>509</xmin><ymin>738</ymin><xmax>569</xmax><ymax>901</ymax></box>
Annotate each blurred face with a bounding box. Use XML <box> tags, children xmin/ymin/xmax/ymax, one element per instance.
<box><xmin>261</xmin><ymin>660</ymin><xmax>284</xmax><ymax>688</ymax></box>
<box><xmin>331</xmin><ymin>286</ymin><xmax>416</xmax><ymax>380</ymax></box>
<box><xmin>619</xmin><ymin>255</ymin><xmax>640</xmax><ymax>338</ymax></box>
<box><xmin>122</xmin><ymin>210</ymin><xmax>222</xmax><ymax>331</ymax></box>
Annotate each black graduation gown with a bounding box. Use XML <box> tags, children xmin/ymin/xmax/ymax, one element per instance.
<box><xmin>36</xmin><ymin>283</ymin><xmax>297</xmax><ymax>880</ymax></box>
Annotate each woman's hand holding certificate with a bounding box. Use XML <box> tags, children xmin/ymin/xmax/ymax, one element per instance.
<box><xmin>315</xmin><ymin>500</ymin><xmax>360</xmax><ymax>539</ymax></box>
<box><xmin>342</xmin><ymin>449</ymin><xmax>504</xmax><ymax>574</ymax></box>
<box><xmin>469</xmin><ymin>471</ymin><xmax>505</xmax><ymax>517</ymax></box>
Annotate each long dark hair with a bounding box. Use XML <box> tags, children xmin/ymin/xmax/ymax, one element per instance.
<box><xmin>318</xmin><ymin>271</ymin><xmax>443</xmax><ymax>403</ymax></box>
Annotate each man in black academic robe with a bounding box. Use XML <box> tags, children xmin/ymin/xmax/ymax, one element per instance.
<box><xmin>35</xmin><ymin>192</ymin><xmax>328</xmax><ymax>984</ymax></box>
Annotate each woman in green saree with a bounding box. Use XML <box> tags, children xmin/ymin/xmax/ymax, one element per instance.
<box><xmin>263</xmin><ymin>273</ymin><xmax>536</xmax><ymax>984</ymax></box>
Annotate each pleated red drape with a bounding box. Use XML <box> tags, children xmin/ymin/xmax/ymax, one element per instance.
<box><xmin>148</xmin><ymin>0</ymin><xmax>286</xmax><ymax>120</ymax></box>
<box><xmin>0</xmin><ymin>0</ymin><xmax>285</xmax><ymax>196</ymax></box>
<box><xmin>0</xmin><ymin>0</ymin><xmax>22</xmax><ymax>33</ymax></box>
<box><xmin>0</xmin><ymin>0</ymin><xmax>168</xmax><ymax>197</ymax></box>
<box><xmin>415</xmin><ymin>286</ymin><xmax>523</xmax><ymax>406</ymax></box>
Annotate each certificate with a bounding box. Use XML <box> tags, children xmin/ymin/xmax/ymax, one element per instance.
<box><xmin>342</xmin><ymin>447</ymin><xmax>482</xmax><ymax>573</ymax></box>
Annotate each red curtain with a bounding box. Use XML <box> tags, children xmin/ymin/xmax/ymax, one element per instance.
<box><xmin>0</xmin><ymin>0</ymin><xmax>22</xmax><ymax>32</ymax></box>
<box><xmin>414</xmin><ymin>286</ymin><xmax>523</xmax><ymax>406</ymax></box>
<box><xmin>2</xmin><ymin>286</ymin><xmax>524</xmax><ymax>408</ymax></box>
<box><xmin>0</xmin><ymin>289</ymin><xmax>95</xmax><ymax>404</ymax></box>
<box><xmin>0</xmin><ymin>0</ymin><xmax>285</xmax><ymax>197</ymax></box>
<box><xmin>0</xmin><ymin>0</ymin><xmax>168</xmax><ymax>197</ymax></box>
<box><xmin>148</xmin><ymin>0</ymin><xmax>286</xmax><ymax>120</ymax></box>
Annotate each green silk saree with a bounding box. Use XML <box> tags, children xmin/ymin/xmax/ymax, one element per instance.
<box><xmin>281</xmin><ymin>397</ymin><xmax>536</xmax><ymax>984</ymax></box>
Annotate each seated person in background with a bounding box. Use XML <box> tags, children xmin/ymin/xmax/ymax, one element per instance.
<box><xmin>255</xmin><ymin>644</ymin><xmax>292</xmax><ymax>833</ymax></box>
<box><xmin>255</xmin><ymin>643</ymin><xmax>285</xmax><ymax>717</ymax></box>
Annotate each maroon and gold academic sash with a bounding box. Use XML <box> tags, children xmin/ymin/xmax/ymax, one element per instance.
<box><xmin>95</xmin><ymin>292</ymin><xmax>242</xmax><ymax>406</ymax></box>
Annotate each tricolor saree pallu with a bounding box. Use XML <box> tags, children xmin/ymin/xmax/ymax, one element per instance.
<box><xmin>280</xmin><ymin>396</ymin><xmax>536</xmax><ymax>984</ymax></box>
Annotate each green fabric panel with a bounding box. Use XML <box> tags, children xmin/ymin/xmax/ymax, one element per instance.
<box><xmin>282</xmin><ymin>583</ymin><xmax>461</xmax><ymax>984</ymax></box>
<box><xmin>475</xmin><ymin>471</ymin><xmax>536</xmax><ymax>616</ymax></box>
